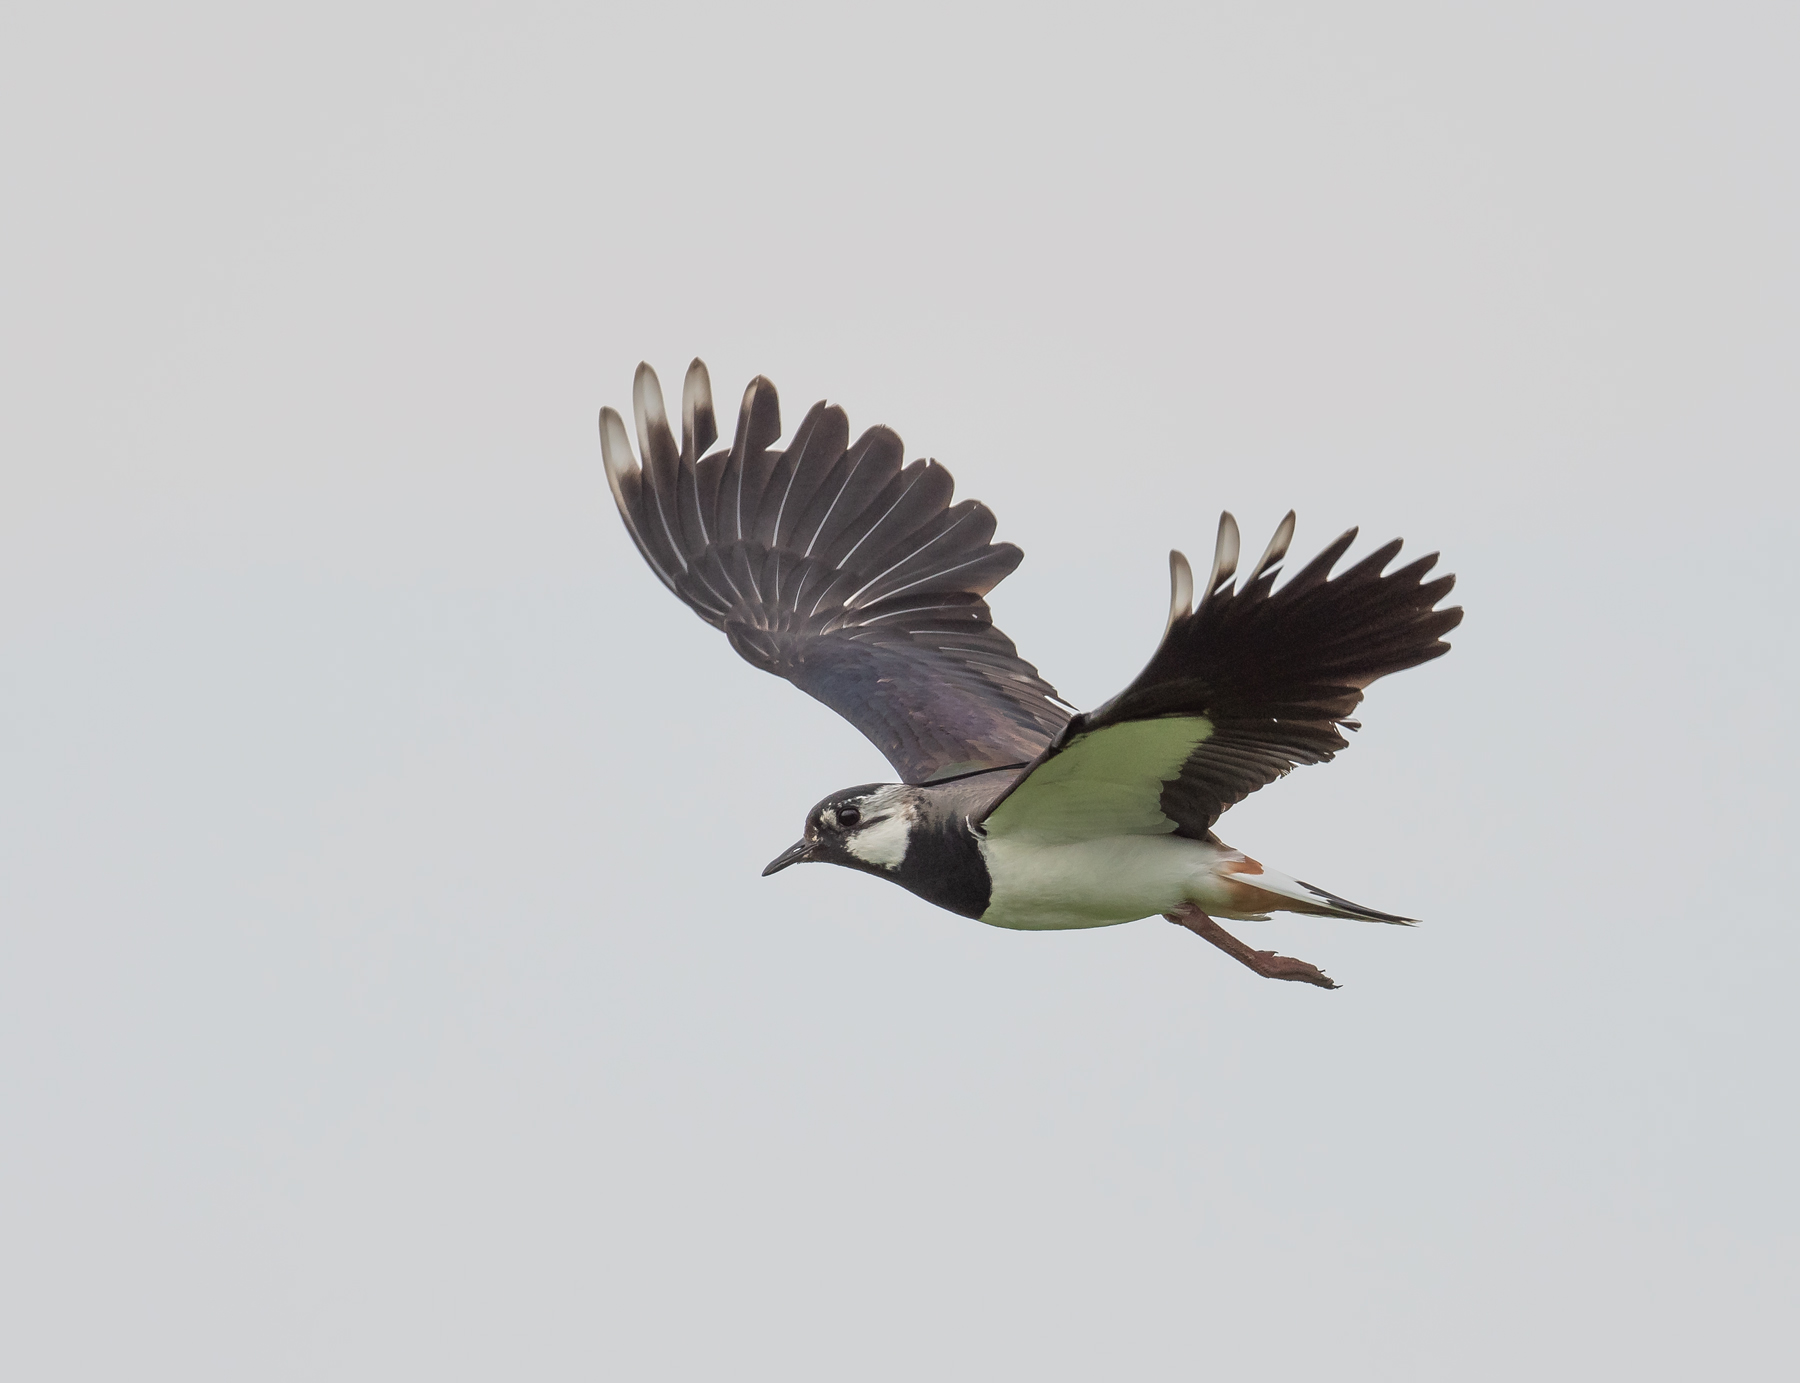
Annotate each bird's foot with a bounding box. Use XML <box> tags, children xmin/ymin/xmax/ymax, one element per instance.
<box><xmin>1164</xmin><ymin>905</ymin><xmax>1340</xmax><ymax>990</ymax></box>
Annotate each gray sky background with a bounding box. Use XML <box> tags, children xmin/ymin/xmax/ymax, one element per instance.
<box><xmin>3</xmin><ymin>3</ymin><xmax>1796</xmax><ymax>1378</ymax></box>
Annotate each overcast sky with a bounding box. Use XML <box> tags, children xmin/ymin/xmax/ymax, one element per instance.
<box><xmin>2</xmin><ymin>3</ymin><xmax>1796</xmax><ymax>1379</ymax></box>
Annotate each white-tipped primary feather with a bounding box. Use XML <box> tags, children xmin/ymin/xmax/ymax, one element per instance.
<box><xmin>632</xmin><ymin>362</ymin><xmax>670</xmax><ymax>465</ymax></box>
<box><xmin>599</xmin><ymin>406</ymin><xmax>639</xmax><ymax>496</ymax></box>
<box><xmin>1247</xmin><ymin>510</ymin><xmax>1296</xmax><ymax>585</ymax></box>
<box><xmin>681</xmin><ymin>358</ymin><xmax>715</xmax><ymax>463</ymax></box>
<box><xmin>601</xmin><ymin>406</ymin><xmax>677</xmax><ymax>593</ymax></box>
<box><xmin>1164</xmin><ymin>550</ymin><xmax>1194</xmax><ymax>638</ymax></box>
<box><xmin>1196</xmin><ymin>512</ymin><xmax>1240</xmax><ymax>614</ymax></box>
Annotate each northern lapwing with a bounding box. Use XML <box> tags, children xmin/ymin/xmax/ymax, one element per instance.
<box><xmin>601</xmin><ymin>361</ymin><xmax>1461</xmax><ymax>988</ymax></box>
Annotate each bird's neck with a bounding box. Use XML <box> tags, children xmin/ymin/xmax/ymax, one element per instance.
<box><xmin>890</xmin><ymin>811</ymin><xmax>991</xmax><ymax>920</ymax></box>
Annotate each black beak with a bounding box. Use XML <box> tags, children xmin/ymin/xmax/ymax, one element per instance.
<box><xmin>762</xmin><ymin>839</ymin><xmax>815</xmax><ymax>876</ymax></box>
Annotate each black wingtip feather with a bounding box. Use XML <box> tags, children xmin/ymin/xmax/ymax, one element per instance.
<box><xmin>732</xmin><ymin>376</ymin><xmax>782</xmax><ymax>463</ymax></box>
<box><xmin>682</xmin><ymin>358</ymin><xmax>717</xmax><ymax>463</ymax></box>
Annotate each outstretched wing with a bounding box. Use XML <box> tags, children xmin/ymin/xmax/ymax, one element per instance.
<box><xmin>602</xmin><ymin>360</ymin><xmax>1071</xmax><ymax>784</ymax></box>
<box><xmin>980</xmin><ymin>511</ymin><xmax>1460</xmax><ymax>841</ymax></box>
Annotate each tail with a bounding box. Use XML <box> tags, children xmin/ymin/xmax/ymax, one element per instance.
<box><xmin>1290</xmin><ymin>878</ymin><xmax>1416</xmax><ymax>925</ymax></box>
<box><xmin>1220</xmin><ymin>857</ymin><xmax>1418</xmax><ymax>925</ymax></box>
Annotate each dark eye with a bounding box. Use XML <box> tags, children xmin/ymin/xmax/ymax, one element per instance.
<box><xmin>837</xmin><ymin>806</ymin><xmax>861</xmax><ymax>828</ymax></box>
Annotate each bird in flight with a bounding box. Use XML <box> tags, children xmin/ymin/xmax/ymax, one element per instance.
<box><xmin>601</xmin><ymin>361</ymin><xmax>1461</xmax><ymax>988</ymax></box>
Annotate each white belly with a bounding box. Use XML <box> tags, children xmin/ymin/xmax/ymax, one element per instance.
<box><xmin>976</xmin><ymin>833</ymin><xmax>1260</xmax><ymax>931</ymax></box>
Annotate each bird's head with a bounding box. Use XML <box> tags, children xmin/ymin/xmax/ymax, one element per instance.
<box><xmin>763</xmin><ymin>783</ymin><xmax>919</xmax><ymax>879</ymax></box>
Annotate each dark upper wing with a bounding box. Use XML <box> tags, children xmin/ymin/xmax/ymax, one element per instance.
<box><xmin>601</xmin><ymin>360</ymin><xmax>1070</xmax><ymax>784</ymax></box>
<box><xmin>980</xmin><ymin>511</ymin><xmax>1461</xmax><ymax>840</ymax></box>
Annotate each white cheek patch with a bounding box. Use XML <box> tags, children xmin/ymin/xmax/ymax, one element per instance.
<box><xmin>843</xmin><ymin>793</ymin><xmax>913</xmax><ymax>870</ymax></box>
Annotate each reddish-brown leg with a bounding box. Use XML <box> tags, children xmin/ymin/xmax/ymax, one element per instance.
<box><xmin>1164</xmin><ymin>904</ymin><xmax>1340</xmax><ymax>990</ymax></box>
